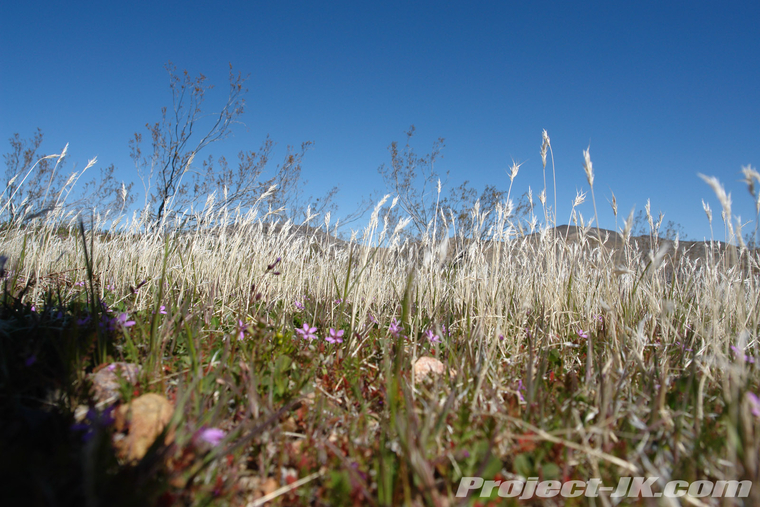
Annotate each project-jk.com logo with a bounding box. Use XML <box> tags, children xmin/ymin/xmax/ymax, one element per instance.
<box><xmin>456</xmin><ymin>476</ymin><xmax>752</xmax><ymax>499</ymax></box>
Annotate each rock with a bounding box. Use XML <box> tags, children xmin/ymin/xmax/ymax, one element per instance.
<box><xmin>90</xmin><ymin>362</ymin><xmax>141</xmax><ymax>406</ymax></box>
<box><xmin>114</xmin><ymin>393</ymin><xmax>174</xmax><ymax>462</ymax></box>
<box><xmin>260</xmin><ymin>477</ymin><xmax>279</xmax><ymax>496</ymax></box>
<box><xmin>413</xmin><ymin>356</ymin><xmax>456</xmax><ymax>381</ymax></box>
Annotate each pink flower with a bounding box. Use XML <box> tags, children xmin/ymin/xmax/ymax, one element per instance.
<box><xmin>388</xmin><ymin>318</ymin><xmax>401</xmax><ymax>337</ymax></box>
<box><xmin>747</xmin><ymin>392</ymin><xmax>760</xmax><ymax>418</ymax></box>
<box><xmin>326</xmin><ymin>328</ymin><xmax>344</xmax><ymax>344</ymax></box>
<box><xmin>237</xmin><ymin>319</ymin><xmax>248</xmax><ymax>340</ymax></box>
<box><xmin>577</xmin><ymin>329</ymin><xmax>589</xmax><ymax>339</ymax></box>
<box><xmin>296</xmin><ymin>323</ymin><xmax>318</xmax><ymax>341</ymax></box>
<box><xmin>198</xmin><ymin>427</ymin><xmax>226</xmax><ymax>446</ymax></box>
<box><xmin>424</xmin><ymin>329</ymin><xmax>440</xmax><ymax>344</ymax></box>
<box><xmin>117</xmin><ymin>313</ymin><xmax>135</xmax><ymax>327</ymax></box>
<box><xmin>731</xmin><ymin>345</ymin><xmax>756</xmax><ymax>364</ymax></box>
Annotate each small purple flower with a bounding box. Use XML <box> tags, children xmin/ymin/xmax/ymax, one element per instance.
<box><xmin>388</xmin><ymin>318</ymin><xmax>401</xmax><ymax>337</ymax></box>
<box><xmin>731</xmin><ymin>345</ymin><xmax>756</xmax><ymax>364</ymax></box>
<box><xmin>368</xmin><ymin>314</ymin><xmax>378</xmax><ymax>325</ymax></box>
<box><xmin>747</xmin><ymin>392</ymin><xmax>760</xmax><ymax>418</ymax></box>
<box><xmin>326</xmin><ymin>328</ymin><xmax>344</xmax><ymax>344</ymax></box>
<box><xmin>30</xmin><ymin>306</ymin><xmax>36</xmax><ymax>312</ymax></box>
<box><xmin>237</xmin><ymin>319</ymin><xmax>248</xmax><ymax>340</ymax></box>
<box><xmin>197</xmin><ymin>427</ymin><xmax>226</xmax><ymax>446</ymax></box>
<box><xmin>71</xmin><ymin>405</ymin><xmax>116</xmax><ymax>442</ymax></box>
<box><xmin>424</xmin><ymin>329</ymin><xmax>440</xmax><ymax>344</ymax></box>
<box><xmin>499</xmin><ymin>334</ymin><xmax>505</xmax><ymax>341</ymax></box>
<box><xmin>296</xmin><ymin>323</ymin><xmax>318</xmax><ymax>341</ymax></box>
<box><xmin>117</xmin><ymin>313</ymin><xmax>135</xmax><ymax>328</ymax></box>
<box><xmin>76</xmin><ymin>315</ymin><xmax>91</xmax><ymax>326</ymax></box>
<box><xmin>294</xmin><ymin>300</ymin><xmax>305</xmax><ymax>311</ymax></box>
<box><xmin>75</xmin><ymin>281</ymin><xmax>85</xmax><ymax>287</ymax></box>
<box><xmin>577</xmin><ymin>329</ymin><xmax>589</xmax><ymax>339</ymax></box>
<box><xmin>159</xmin><ymin>305</ymin><xmax>167</xmax><ymax>315</ymax></box>
<box><xmin>106</xmin><ymin>284</ymin><xmax>116</xmax><ymax>292</ymax></box>
<box><xmin>517</xmin><ymin>379</ymin><xmax>526</xmax><ymax>402</ymax></box>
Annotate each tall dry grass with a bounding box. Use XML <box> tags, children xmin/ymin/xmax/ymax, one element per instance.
<box><xmin>1</xmin><ymin>143</ymin><xmax>759</xmax><ymax>505</ymax></box>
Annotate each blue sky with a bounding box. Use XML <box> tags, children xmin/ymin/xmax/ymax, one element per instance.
<box><xmin>2</xmin><ymin>1</ymin><xmax>759</xmax><ymax>240</ymax></box>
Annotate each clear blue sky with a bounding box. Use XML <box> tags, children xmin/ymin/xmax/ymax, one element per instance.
<box><xmin>2</xmin><ymin>1</ymin><xmax>759</xmax><ymax>240</ymax></box>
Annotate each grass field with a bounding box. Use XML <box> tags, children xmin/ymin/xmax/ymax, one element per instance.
<box><xmin>1</xmin><ymin>164</ymin><xmax>759</xmax><ymax>506</ymax></box>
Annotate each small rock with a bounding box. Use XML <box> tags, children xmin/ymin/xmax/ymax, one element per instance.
<box><xmin>114</xmin><ymin>393</ymin><xmax>174</xmax><ymax>462</ymax></box>
<box><xmin>413</xmin><ymin>356</ymin><xmax>456</xmax><ymax>381</ymax></box>
<box><xmin>260</xmin><ymin>477</ymin><xmax>279</xmax><ymax>496</ymax></box>
<box><xmin>90</xmin><ymin>362</ymin><xmax>140</xmax><ymax>406</ymax></box>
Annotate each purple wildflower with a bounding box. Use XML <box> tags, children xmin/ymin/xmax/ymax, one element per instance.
<box><xmin>731</xmin><ymin>345</ymin><xmax>756</xmax><ymax>364</ymax></box>
<box><xmin>117</xmin><ymin>313</ymin><xmax>135</xmax><ymax>328</ymax></box>
<box><xmin>71</xmin><ymin>405</ymin><xmax>116</xmax><ymax>442</ymax></box>
<box><xmin>424</xmin><ymin>329</ymin><xmax>441</xmax><ymax>344</ymax></box>
<box><xmin>197</xmin><ymin>427</ymin><xmax>226</xmax><ymax>446</ymax></box>
<box><xmin>577</xmin><ymin>329</ymin><xmax>589</xmax><ymax>339</ymax></box>
<box><xmin>296</xmin><ymin>323</ymin><xmax>318</xmax><ymax>341</ymax></box>
<box><xmin>747</xmin><ymin>392</ymin><xmax>760</xmax><ymax>418</ymax></box>
<box><xmin>294</xmin><ymin>299</ymin><xmax>305</xmax><ymax>311</ymax></box>
<box><xmin>517</xmin><ymin>379</ymin><xmax>526</xmax><ymax>402</ymax></box>
<box><xmin>388</xmin><ymin>318</ymin><xmax>401</xmax><ymax>337</ymax></box>
<box><xmin>326</xmin><ymin>328</ymin><xmax>344</xmax><ymax>344</ymax></box>
<box><xmin>237</xmin><ymin>319</ymin><xmax>248</xmax><ymax>340</ymax></box>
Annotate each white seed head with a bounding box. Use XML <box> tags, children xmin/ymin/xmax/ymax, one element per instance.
<box><xmin>583</xmin><ymin>146</ymin><xmax>594</xmax><ymax>188</ymax></box>
<box><xmin>573</xmin><ymin>190</ymin><xmax>586</xmax><ymax>208</ymax></box>
<box><xmin>702</xmin><ymin>199</ymin><xmax>713</xmax><ymax>224</ymax></box>
<box><xmin>508</xmin><ymin>161</ymin><xmax>522</xmax><ymax>183</ymax></box>
<box><xmin>540</xmin><ymin>130</ymin><xmax>550</xmax><ymax>169</ymax></box>
<box><xmin>741</xmin><ymin>165</ymin><xmax>760</xmax><ymax>214</ymax></box>
<box><xmin>84</xmin><ymin>156</ymin><xmax>98</xmax><ymax>171</ymax></box>
<box><xmin>698</xmin><ymin>174</ymin><xmax>732</xmax><ymax>222</ymax></box>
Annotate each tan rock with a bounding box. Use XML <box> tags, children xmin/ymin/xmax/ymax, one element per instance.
<box><xmin>413</xmin><ymin>356</ymin><xmax>456</xmax><ymax>381</ymax></box>
<box><xmin>114</xmin><ymin>393</ymin><xmax>174</xmax><ymax>462</ymax></box>
<box><xmin>90</xmin><ymin>362</ymin><xmax>140</xmax><ymax>406</ymax></box>
<box><xmin>260</xmin><ymin>477</ymin><xmax>279</xmax><ymax>496</ymax></box>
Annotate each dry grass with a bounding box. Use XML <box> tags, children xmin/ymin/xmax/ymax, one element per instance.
<box><xmin>1</xmin><ymin>154</ymin><xmax>759</xmax><ymax>506</ymax></box>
